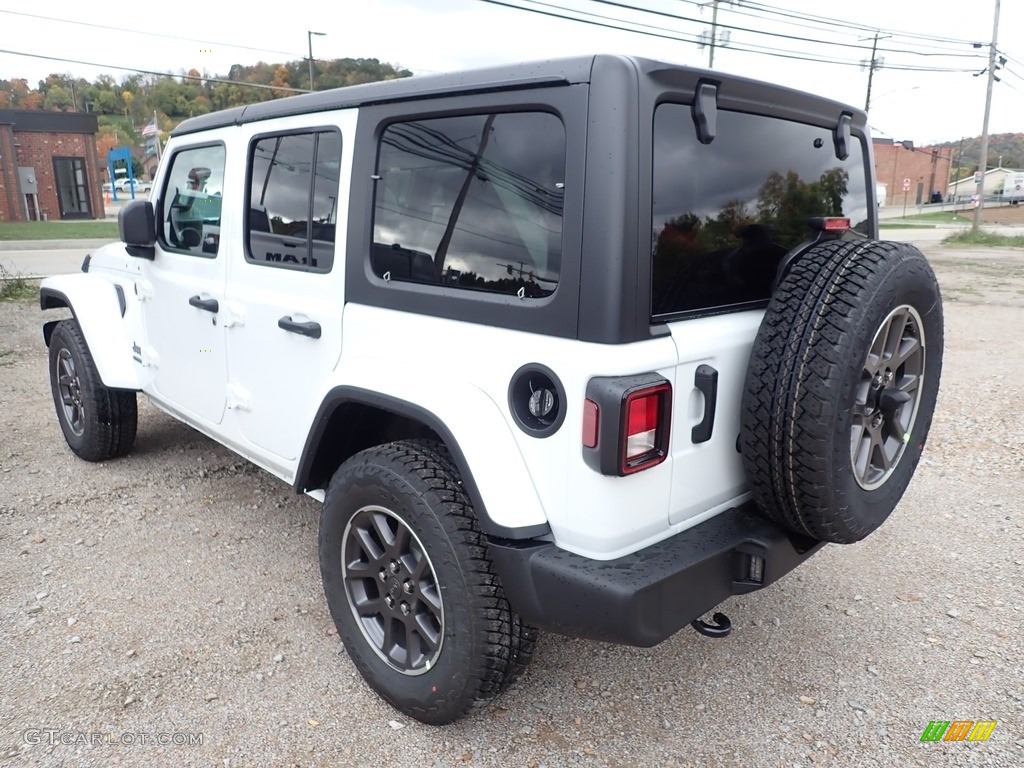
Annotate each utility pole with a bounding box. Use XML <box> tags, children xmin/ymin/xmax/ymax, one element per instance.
<box><xmin>973</xmin><ymin>0</ymin><xmax>1000</xmax><ymax>233</ymax></box>
<box><xmin>700</xmin><ymin>1</ymin><xmax>736</xmax><ymax>69</ymax></box>
<box><xmin>709</xmin><ymin>0</ymin><xmax>720</xmax><ymax>68</ymax></box>
<box><xmin>862</xmin><ymin>32</ymin><xmax>888</xmax><ymax>112</ymax></box>
<box><xmin>307</xmin><ymin>31</ymin><xmax>326</xmax><ymax>92</ymax></box>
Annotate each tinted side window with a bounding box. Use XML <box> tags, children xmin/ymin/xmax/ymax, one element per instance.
<box><xmin>651</xmin><ymin>104</ymin><xmax>870</xmax><ymax>318</ymax></box>
<box><xmin>247</xmin><ymin>130</ymin><xmax>341</xmax><ymax>272</ymax></box>
<box><xmin>160</xmin><ymin>144</ymin><xmax>225</xmax><ymax>257</ymax></box>
<box><xmin>372</xmin><ymin>112</ymin><xmax>565</xmax><ymax>298</ymax></box>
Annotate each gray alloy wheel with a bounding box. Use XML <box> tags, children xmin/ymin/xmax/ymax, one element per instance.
<box><xmin>341</xmin><ymin>505</ymin><xmax>445</xmax><ymax>675</ymax></box>
<box><xmin>55</xmin><ymin>347</ymin><xmax>86</xmax><ymax>437</ymax></box>
<box><xmin>851</xmin><ymin>304</ymin><xmax>926</xmax><ymax>491</ymax></box>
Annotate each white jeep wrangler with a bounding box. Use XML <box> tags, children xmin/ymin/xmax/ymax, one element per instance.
<box><xmin>41</xmin><ymin>55</ymin><xmax>943</xmax><ymax>724</ymax></box>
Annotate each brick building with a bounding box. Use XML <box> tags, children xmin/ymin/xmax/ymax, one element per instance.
<box><xmin>0</xmin><ymin>109</ymin><xmax>106</xmax><ymax>222</ymax></box>
<box><xmin>873</xmin><ymin>139</ymin><xmax>954</xmax><ymax>207</ymax></box>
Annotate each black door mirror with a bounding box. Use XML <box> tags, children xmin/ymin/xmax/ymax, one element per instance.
<box><xmin>118</xmin><ymin>200</ymin><xmax>157</xmax><ymax>259</ymax></box>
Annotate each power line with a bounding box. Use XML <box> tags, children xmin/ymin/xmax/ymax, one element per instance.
<box><xmin>0</xmin><ymin>9</ymin><xmax>303</xmax><ymax>59</ymax></box>
<box><xmin>680</xmin><ymin>1</ymin><xmax>983</xmax><ymax>56</ymax></box>
<box><xmin>475</xmin><ymin>0</ymin><xmax>703</xmax><ymax>46</ymax></box>
<box><xmin>589</xmin><ymin>0</ymin><xmax>986</xmax><ymax>60</ymax></box>
<box><xmin>0</xmin><ymin>48</ymin><xmax>310</xmax><ymax>94</ymax></box>
<box><xmin>735</xmin><ymin>0</ymin><xmax>987</xmax><ymax>47</ymax></box>
<box><xmin>478</xmin><ymin>0</ymin><xmax>979</xmax><ymax>72</ymax></box>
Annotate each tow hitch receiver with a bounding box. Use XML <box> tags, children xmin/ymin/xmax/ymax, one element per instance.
<box><xmin>691</xmin><ymin>612</ymin><xmax>732</xmax><ymax>638</ymax></box>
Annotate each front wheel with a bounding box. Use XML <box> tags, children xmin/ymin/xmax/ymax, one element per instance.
<box><xmin>48</xmin><ymin>319</ymin><xmax>137</xmax><ymax>462</ymax></box>
<box><xmin>318</xmin><ymin>439</ymin><xmax>536</xmax><ymax>724</ymax></box>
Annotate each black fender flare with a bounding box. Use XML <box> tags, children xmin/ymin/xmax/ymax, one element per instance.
<box><xmin>294</xmin><ymin>386</ymin><xmax>552</xmax><ymax>541</ymax></box>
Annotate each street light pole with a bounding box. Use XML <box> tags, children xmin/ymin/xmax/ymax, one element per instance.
<box><xmin>973</xmin><ymin>0</ymin><xmax>1000</xmax><ymax>233</ymax></box>
<box><xmin>307</xmin><ymin>31</ymin><xmax>326</xmax><ymax>91</ymax></box>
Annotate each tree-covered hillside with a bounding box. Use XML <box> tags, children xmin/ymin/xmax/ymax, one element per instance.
<box><xmin>0</xmin><ymin>58</ymin><xmax>412</xmax><ymax>171</ymax></box>
<box><xmin>933</xmin><ymin>133</ymin><xmax>1024</xmax><ymax>180</ymax></box>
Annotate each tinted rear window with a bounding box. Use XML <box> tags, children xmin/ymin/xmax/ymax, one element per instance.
<box><xmin>652</xmin><ymin>104</ymin><xmax>869</xmax><ymax>318</ymax></box>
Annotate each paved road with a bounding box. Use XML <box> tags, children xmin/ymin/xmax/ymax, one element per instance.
<box><xmin>0</xmin><ymin>240</ymin><xmax>113</xmax><ymax>279</ymax></box>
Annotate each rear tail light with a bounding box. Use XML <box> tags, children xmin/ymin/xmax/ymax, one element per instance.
<box><xmin>582</xmin><ymin>373</ymin><xmax>672</xmax><ymax>476</ymax></box>
<box><xmin>621</xmin><ymin>383</ymin><xmax>671</xmax><ymax>474</ymax></box>
<box><xmin>582</xmin><ymin>398</ymin><xmax>599</xmax><ymax>449</ymax></box>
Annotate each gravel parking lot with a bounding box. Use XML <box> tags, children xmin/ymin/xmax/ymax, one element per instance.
<box><xmin>1</xmin><ymin>243</ymin><xmax>1022</xmax><ymax>767</ymax></box>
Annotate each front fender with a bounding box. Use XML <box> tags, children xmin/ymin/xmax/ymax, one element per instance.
<box><xmin>40</xmin><ymin>274</ymin><xmax>141</xmax><ymax>390</ymax></box>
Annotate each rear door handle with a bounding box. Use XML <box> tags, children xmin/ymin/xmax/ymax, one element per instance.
<box><xmin>691</xmin><ymin>364</ymin><xmax>718</xmax><ymax>444</ymax></box>
<box><xmin>278</xmin><ymin>316</ymin><xmax>321</xmax><ymax>339</ymax></box>
<box><xmin>188</xmin><ymin>295</ymin><xmax>219</xmax><ymax>313</ymax></box>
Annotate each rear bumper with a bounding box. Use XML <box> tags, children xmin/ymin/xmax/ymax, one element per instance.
<box><xmin>487</xmin><ymin>502</ymin><xmax>826</xmax><ymax>647</ymax></box>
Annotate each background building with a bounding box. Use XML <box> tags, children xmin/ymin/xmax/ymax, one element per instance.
<box><xmin>947</xmin><ymin>166</ymin><xmax>1024</xmax><ymax>202</ymax></box>
<box><xmin>0</xmin><ymin>109</ymin><xmax>105</xmax><ymax>222</ymax></box>
<box><xmin>872</xmin><ymin>139</ymin><xmax>954</xmax><ymax>206</ymax></box>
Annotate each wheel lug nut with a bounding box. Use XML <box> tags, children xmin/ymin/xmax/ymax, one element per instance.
<box><xmin>389</xmin><ymin>560</ymin><xmax>400</xmax><ymax>574</ymax></box>
<box><xmin>400</xmin><ymin>602</ymin><xmax>410</xmax><ymax>615</ymax></box>
<box><xmin>378</xmin><ymin>568</ymin><xmax>388</xmax><ymax>582</ymax></box>
<box><xmin>403</xmin><ymin>580</ymin><xmax>414</xmax><ymax>594</ymax></box>
<box><xmin>384</xmin><ymin>595</ymin><xmax>394</xmax><ymax>608</ymax></box>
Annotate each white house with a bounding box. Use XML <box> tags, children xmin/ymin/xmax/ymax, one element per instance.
<box><xmin>947</xmin><ymin>167</ymin><xmax>1024</xmax><ymax>201</ymax></box>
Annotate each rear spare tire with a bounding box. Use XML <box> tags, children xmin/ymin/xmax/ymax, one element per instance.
<box><xmin>741</xmin><ymin>239</ymin><xmax>943</xmax><ymax>544</ymax></box>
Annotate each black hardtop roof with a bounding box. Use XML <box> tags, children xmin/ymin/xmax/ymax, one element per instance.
<box><xmin>171</xmin><ymin>54</ymin><xmax>865</xmax><ymax>137</ymax></box>
<box><xmin>171</xmin><ymin>55</ymin><xmax>600</xmax><ymax>136</ymax></box>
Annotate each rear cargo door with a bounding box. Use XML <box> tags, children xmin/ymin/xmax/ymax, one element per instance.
<box><xmin>649</xmin><ymin>101</ymin><xmax>871</xmax><ymax>527</ymax></box>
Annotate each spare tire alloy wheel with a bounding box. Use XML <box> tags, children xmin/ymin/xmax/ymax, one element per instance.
<box><xmin>741</xmin><ymin>239</ymin><xmax>943</xmax><ymax>545</ymax></box>
<box><xmin>319</xmin><ymin>439</ymin><xmax>536</xmax><ymax>724</ymax></box>
<box><xmin>852</xmin><ymin>304</ymin><xmax>925</xmax><ymax>491</ymax></box>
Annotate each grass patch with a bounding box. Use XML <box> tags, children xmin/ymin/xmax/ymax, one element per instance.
<box><xmin>0</xmin><ymin>221</ymin><xmax>119</xmax><ymax>241</ymax></box>
<box><xmin>0</xmin><ymin>262</ymin><xmax>38</xmax><ymax>301</ymax></box>
<box><xmin>942</xmin><ymin>230</ymin><xmax>1024</xmax><ymax>247</ymax></box>
<box><xmin>886</xmin><ymin>210</ymin><xmax>969</xmax><ymax>224</ymax></box>
<box><xmin>879</xmin><ymin>223</ymin><xmax>936</xmax><ymax>230</ymax></box>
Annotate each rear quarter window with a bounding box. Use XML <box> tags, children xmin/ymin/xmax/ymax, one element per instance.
<box><xmin>651</xmin><ymin>104</ymin><xmax>869</xmax><ymax>318</ymax></box>
<box><xmin>371</xmin><ymin>111</ymin><xmax>566</xmax><ymax>299</ymax></box>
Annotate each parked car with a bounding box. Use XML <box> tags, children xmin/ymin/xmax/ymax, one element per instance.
<box><xmin>115</xmin><ymin>177</ymin><xmax>152</xmax><ymax>193</ymax></box>
<box><xmin>40</xmin><ymin>54</ymin><xmax>944</xmax><ymax>725</ymax></box>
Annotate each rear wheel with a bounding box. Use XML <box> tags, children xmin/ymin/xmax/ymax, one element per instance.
<box><xmin>48</xmin><ymin>319</ymin><xmax>137</xmax><ymax>462</ymax></box>
<box><xmin>741</xmin><ymin>239</ymin><xmax>943</xmax><ymax>544</ymax></box>
<box><xmin>319</xmin><ymin>439</ymin><xmax>536</xmax><ymax>724</ymax></box>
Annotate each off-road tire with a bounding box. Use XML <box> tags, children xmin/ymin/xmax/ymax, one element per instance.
<box><xmin>319</xmin><ymin>439</ymin><xmax>536</xmax><ymax>725</ymax></box>
<box><xmin>48</xmin><ymin>319</ymin><xmax>138</xmax><ymax>462</ymax></box>
<box><xmin>741</xmin><ymin>239</ymin><xmax>943</xmax><ymax>544</ymax></box>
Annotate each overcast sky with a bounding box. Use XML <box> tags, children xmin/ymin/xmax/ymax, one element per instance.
<box><xmin>1</xmin><ymin>0</ymin><xmax>1020</xmax><ymax>149</ymax></box>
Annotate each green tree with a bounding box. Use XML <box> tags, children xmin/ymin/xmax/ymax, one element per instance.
<box><xmin>43</xmin><ymin>85</ymin><xmax>73</xmax><ymax>111</ymax></box>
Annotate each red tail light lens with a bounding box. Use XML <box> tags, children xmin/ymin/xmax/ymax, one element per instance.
<box><xmin>621</xmin><ymin>383</ymin><xmax>671</xmax><ymax>474</ymax></box>
<box><xmin>582</xmin><ymin>398</ymin><xmax>599</xmax><ymax>449</ymax></box>
<box><xmin>823</xmin><ymin>217</ymin><xmax>851</xmax><ymax>232</ymax></box>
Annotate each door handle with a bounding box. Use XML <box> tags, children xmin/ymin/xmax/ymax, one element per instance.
<box><xmin>691</xmin><ymin>364</ymin><xmax>718</xmax><ymax>444</ymax></box>
<box><xmin>188</xmin><ymin>295</ymin><xmax>219</xmax><ymax>313</ymax></box>
<box><xmin>278</xmin><ymin>316</ymin><xmax>321</xmax><ymax>339</ymax></box>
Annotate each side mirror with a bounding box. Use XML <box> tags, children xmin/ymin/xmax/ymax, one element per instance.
<box><xmin>118</xmin><ymin>200</ymin><xmax>156</xmax><ymax>259</ymax></box>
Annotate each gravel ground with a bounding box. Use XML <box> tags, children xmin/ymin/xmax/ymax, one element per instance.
<box><xmin>1</xmin><ymin>243</ymin><xmax>1022</xmax><ymax>768</ymax></box>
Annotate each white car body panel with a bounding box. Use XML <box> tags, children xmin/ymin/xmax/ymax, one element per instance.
<box><xmin>40</xmin><ymin>272</ymin><xmax>142</xmax><ymax>390</ymax></box>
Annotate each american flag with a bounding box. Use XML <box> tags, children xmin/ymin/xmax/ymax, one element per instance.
<box><xmin>141</xmin><ymin>117</ymin><xmax>159</xmax><ymax>137</ymax></box>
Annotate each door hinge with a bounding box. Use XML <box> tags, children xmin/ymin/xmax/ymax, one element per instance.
<box><xmin>134</xmin><ymin>280</ymin><xmax>153</xmax><ymax>301</ymax></box>
<box><xmin>131</xmin><ymin>342</ymin><xmax>159</xmax><ymax>367</ymax></box>
<box><xmin>220</xmin><ymin>302</ymin><xmax>246</xmax><ymax>328</ymax></box>
<box><xmin>226</xmin><ymin>384</ymin><xmax>251</xmax><ymax>411</ymax></box>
